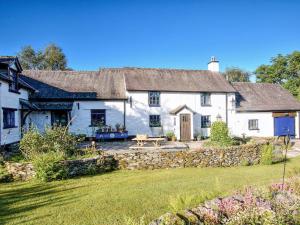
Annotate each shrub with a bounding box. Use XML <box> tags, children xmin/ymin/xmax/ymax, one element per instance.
<box><xmin>86</xmin><ymin>164</ymin><xmax>97</xmax><ymax>175</ymax></box>
<box><xmin>43</xmin><ymin>126</ymin><xmax>78</xmax><ymax>156</ymax></box>
<box><xmin>20</xmin><ymin>126</ymin><xmax>78</xmax><ymax>160</ymax></box>
<box><xmin>32</xmin><ymin>151</ymin><xmax>68</xmax><ymax>182</ymax></box>
<box><xmin>205</xmin><ymin>121</ymin><xmax>232</xmax><ymax>147</ymax></box>
<box><xmin>260</xmin><ymin>144</ymin><xmax>274</xmax><ymax>165</ymax></box>
<box><xmin>20</xmin><ymin>127</ymin><xmax>43</xmax><ymax>160</ymax></box>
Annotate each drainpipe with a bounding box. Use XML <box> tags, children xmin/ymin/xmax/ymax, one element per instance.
<box><xmin>123</xmin><ymin>99</ymin><xmax>126</xmax><ymax>129</ymax></box>
<box><xmin>225</xmin><ymin>93</ymin><xmax>228</xmax><ymax>125</ymax></box>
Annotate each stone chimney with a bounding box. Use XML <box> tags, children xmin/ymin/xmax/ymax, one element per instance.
<box><xmin>207</xmin><ymin>56</ymin><xmax>219</xmax><ymax>72</ymax></box>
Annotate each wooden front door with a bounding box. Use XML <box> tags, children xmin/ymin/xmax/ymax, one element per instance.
<box><xmin>180</xmin><ymin>114</ymin><xmax>191</xmax><ymax>141</ymax></box>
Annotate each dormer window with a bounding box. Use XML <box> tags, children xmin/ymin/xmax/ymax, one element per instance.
<box><xmin>8</xmin><ymin>69</ymin><xmax>19</xmax><ymax>93</ymax></box>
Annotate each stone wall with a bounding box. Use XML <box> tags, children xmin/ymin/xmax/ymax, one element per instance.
<box><xmin>5</xmin><ymin>162</ymin><xmax>35</xmax><ymax>181</ymax></box>
<box><xmin>3</xmin><ymin>142</ymin><xmax>267</xmax><ymax>181</ymax></box>
<box><xmin>61</xmin><ymin>155</ymin><xmax>117</xmax><ymax>177</ymax></box>
<box><xmin>113</xmin><ymin>142</ymin><xmax>264</xmax><ymax>170</ymax></box>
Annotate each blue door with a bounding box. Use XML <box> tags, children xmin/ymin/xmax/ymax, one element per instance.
<box><xmin>274</xmin><ymin>116</ymin><xmax>295</xmax><ymax>137</ymax></box>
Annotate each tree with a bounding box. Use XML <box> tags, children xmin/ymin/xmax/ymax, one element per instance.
<box><xmin>17</xmin><ymin>44</ymin><xmax>69</xmax><ymax>70</ymax></box>
<box><xmin>17</xmin><ymin>46</ymin><xmax>44</xmax><ymax>70</ymax></box>
<box><xmin>223</xmin><ymin>67</ymin><xmax>251</xmax><ymax>82</ymax></box>
<box><xmin>43</xmin><ymin>44</ymin><xmax>67</xmax><ymax>70</ymax></box>
<box><xmin>255</xmin><ymin>51</ymin><xmax>300</xmax><ymax>99</ymax></box>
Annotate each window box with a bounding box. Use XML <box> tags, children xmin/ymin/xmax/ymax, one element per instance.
<box><xmin>95</xmin><ymin>131</ymin><xmax>128</xmax><ymax>140</ymax></box>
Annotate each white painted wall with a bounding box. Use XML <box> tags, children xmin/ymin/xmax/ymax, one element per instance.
<box><xmin>230</xmin><ymin>112</ymin><xmax>274</xmax><ymax>137</ymax></box>
<box><xmin>230</xmin><ymin>111</ymin><xmax>300</xmax><ymax>138</ymax></box>
<box><xmin>26</xmin><ymin>101</ymin><xmax>125</xmax><ymax>137</ymax></box>
<box><xmin>0</xmin><ymin>81</ymin><xmax>29</xmax><ymax>145</ymax></box>
<box><xmin>26</xmin><ymin>111</ymin><xmax>51</xmax><ymax>132</ymax></box>
<box><xmin>22</xmin><ymin>91</ymin><xmax>300</xmax><ymax>140</ymax></box>
<box><xmin>69</xmin><ymin>101</ymin><xmax>125</xmax><ymax>136</ymax></box>
<box><xmin>126</xmin><ymin>91</ymin><xmax>230</xmax><ymax>139</ymax></box>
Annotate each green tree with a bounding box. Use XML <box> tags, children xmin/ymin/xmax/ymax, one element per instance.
<box><xmin>255</xmin><ymin>51</ymin><xmax>300</xmax><ymax>99</ymax></box>
<box><xmin>43</xmin><ymin>44</ymin><xmax>67</xmax><ymax>70</ymax></box>
<box><xmin>17</xmin><ymin>44</ymin><xmax>69</xmax><ymax>71</ymax></box>
<box><xmin>17</xmin><ymin>46</ymin><xmax>44</xmax><ymax>70</ymax></box>
<box><xmin>223</xmin><ymin>67</ymin><xmax>251</xmax><ymax>82</ymax></box>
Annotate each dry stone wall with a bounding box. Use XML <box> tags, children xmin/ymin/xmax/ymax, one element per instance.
<box><xmin>3</xmin><ymin>142</ymin><xmax>266</xmax><ymax>181</ymax></box>
<box><xmin>113</xmin><ymin>142</ymin><xmax>264</xmax><ymax>170</ymax></box>
<box><xmin>5</xmin><ymin>162</ymin><xmax>35</xmax><ymax>181</ymax></box>
<box><xmin>61</xmin><ymin>155</ymin><xmax>117</xmax><ymax>177</ymax></box>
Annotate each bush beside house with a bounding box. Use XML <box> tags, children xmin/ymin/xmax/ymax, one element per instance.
<box><xmin>204</xmin><ymin>121</ymin><xmax>233</xmax><ymax>147</ymax></box>
<box><xmin>19</xmin><ymin>126</ymin><xmax>81</xmax><ymax>181</ymax></box>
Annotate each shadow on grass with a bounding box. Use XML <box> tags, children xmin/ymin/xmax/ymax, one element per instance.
<box><xmin>0</xmin><ymin>181</ymin><xmax>86</xmax><ymax>225</ymax></box>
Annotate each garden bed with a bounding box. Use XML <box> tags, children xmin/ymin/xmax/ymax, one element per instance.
<box><xmin>150</xmin><ymin>176</ymin><xmax>300</xmax><ymax>225</ymax></box>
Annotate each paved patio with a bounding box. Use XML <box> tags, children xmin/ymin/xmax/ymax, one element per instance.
<box><xmin>78</xmin><ymin>139</ymin><xmax>300</xmax><ymax>157</ymax></box>
<box><xmin>79</xmin><ymin>140</ymin><xmax>204</xmax><ymax>153</ymax></box>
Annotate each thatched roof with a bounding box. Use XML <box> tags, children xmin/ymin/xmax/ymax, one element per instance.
<box><xmin>233</xmin><ymin>82</ymin><xmax>300</xmax><ymax>112</ymax></box>
<box><xmin>122</xmin><ymin>68</ymin><xmax>235</xmax><ymax>92</ymax></box>
<box><xmin>21</xmin><ymin>68</ymin><xmax>235</xmax><ymax>100</ymax></box>
<box><xmin>21</xmin><ymin>70</ymin><xmax>127</xmax><ymax>100</ymax></box>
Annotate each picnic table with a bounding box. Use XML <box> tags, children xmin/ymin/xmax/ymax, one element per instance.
<box><xmin>132</xmin><ymin>137</ymin><xmax>165</xmax><ymax>147</ymax></box>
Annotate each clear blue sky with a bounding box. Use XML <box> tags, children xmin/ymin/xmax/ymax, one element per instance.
<box><xmin>0</xmin><ymin>0</ymin><xmax>299</xmax><ymax>74</ymax></box>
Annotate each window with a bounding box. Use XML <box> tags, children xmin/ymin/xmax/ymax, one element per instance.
<box><xmin>91</xmin><ymin>109</ymin><xmax>106</xmax><ymax>126</ymax></box>
<box><xmin>8</xmin><ymin>69</ymin><xmax>19</xmax><ymax>92</ymax></box>
<box><xmin>149</xmin><ymin>115</ymin><xmax>161</xmax><ymax>127</ymax></box>
<box><xmin>3</xmin><ymin>108</ymin><xmax>16</xmax><ymax>129</ymax></box>
<box><xmin>201</xmin><ymin>115</ymin><xmax>211</xmax><ymax>128</ymax></box>
<box><xmin>51</xmin><ymin>111</ymin><xmax>68</xmax><ymax>126</ymax></box>
<box><xmin>149</xmin><ymin>91</ymin><xmax>160</xmax><ymax>107</ymax></box>
<box><xmin>201</xmin><ymin>93</ymin><xmax>211</xmax><ymax>106</ymax></box>
<box><xmin>248</xmin><ymin>119</ymin><xmax>259</xmax><ymax>130</ymax></box>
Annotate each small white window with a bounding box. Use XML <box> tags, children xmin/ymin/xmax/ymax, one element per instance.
<box><xmin>201</xmin><ymin>93</ymin><xmax>211</xmax><ymax>106</ymax></box>
<box><xmin>149</xmin><ymin>91</ymin><xmax>160</xmax><ymax>107</ymax></box>
<box><xmin>201</xmin><ymin>115</ymin><xmax>211</xmax><ymax>128</ymax></box>
<box><xmin>248</xmin><ymin>119</ymin><xmax>259</xmax><ymax>130</ymax></box>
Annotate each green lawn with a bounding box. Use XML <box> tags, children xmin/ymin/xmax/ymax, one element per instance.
<box><xmin>1</xmin><ymin>157</ymin><xmax>300</xmax><ymax>225</ymax></box>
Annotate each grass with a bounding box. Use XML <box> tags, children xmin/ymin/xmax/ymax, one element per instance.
<box><xmin>1</xmin><ymin>157</ymin><xmax>300</xmax><ymax>225</ymax></box>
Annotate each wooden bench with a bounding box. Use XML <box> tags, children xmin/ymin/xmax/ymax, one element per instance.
<box><xmin>132</xmin><ymin>136</ymin><xmax>165</xmax><ymax>148</ymax></box>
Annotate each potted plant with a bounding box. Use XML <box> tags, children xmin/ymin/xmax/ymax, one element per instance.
<box><xmin>166</xmin><ymin>131</ymin><xmax>175</xmax><ymax>141</ymax></box>
<box><xmin>115</xmin><ymin>123</ymin><xmax>121</xmax><ymax>132</ymax></box>
<box><xmin>171</xmin><ymin>135</ymin><xmax>177</xmax><ymax>142</ymax></box>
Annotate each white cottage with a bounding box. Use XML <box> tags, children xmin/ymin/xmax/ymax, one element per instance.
<box><xmin>0</xmin><ymin>57</ymin><xmax>35</xmax><ymax>146</ymax></box>
<box><xmin>18</xmin><ymin>57</ymin><xmax>300</xmax><ymax>141</ymax></box>
<box><xmin>1</xmin><ymin>56</ymin><xmax>299</xmax><ymax>146</ymax></box>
